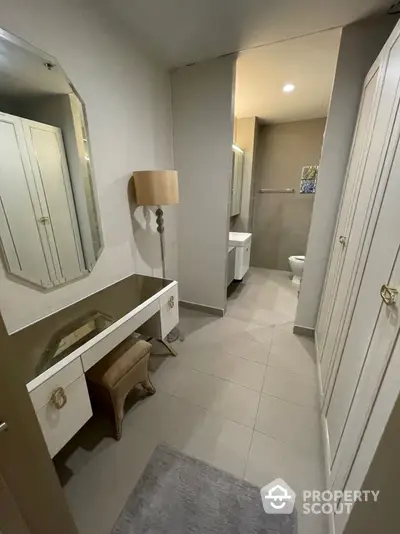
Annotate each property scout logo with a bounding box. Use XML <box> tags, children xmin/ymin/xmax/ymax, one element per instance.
<box><xmin>260</xmin><ymin>478</ymin><xmax>379</xmax><ymax>516</ymax></box>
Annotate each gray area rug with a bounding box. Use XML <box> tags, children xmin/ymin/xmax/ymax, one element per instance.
<box><xmin>111</xmin><ymin>443</ymin><xmax>297</xmax><ymax>534</ymax></box>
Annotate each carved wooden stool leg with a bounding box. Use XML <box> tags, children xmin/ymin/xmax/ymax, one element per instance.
<box><xmin>141</xmin><ymin>375</ymin><xmax>156</xmax><ymax>396</ymax></box>
<box><xmin>111</xmin><ymin>393</ymin><xmax>125</xmax><ymax>441</ymax></box>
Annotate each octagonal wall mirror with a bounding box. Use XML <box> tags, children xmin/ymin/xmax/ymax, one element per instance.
<box><xmin>0</xmin><ymin>28</ymin><xmax>103</xmax><ymax>290</ymax></box>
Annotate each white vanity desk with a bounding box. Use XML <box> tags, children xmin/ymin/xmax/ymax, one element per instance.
<box><xmin>13</xmin><ymin>274</ymin><xmax>178</xmax><ymax>458</ymax></box>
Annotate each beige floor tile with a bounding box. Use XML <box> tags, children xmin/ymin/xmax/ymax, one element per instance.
<box><xmin>183</xmin><ymin>345</ymin><xmax>265</xmax><ymax>390</ymax></box>
<box><xmin>245</xmin><ymin>431</ymin><xmax>325</xmax><ymax>496</ymax></box>
<box><xmin>221</xmin><ymin>329</ymin><xmax>271</xmax><ymax>364</ymax></box>
<box><xmin>255</xmin><ymin>394</ymin><xmax>322</xmax><ymax>456</ymax></box>
<box><xmin>269</xmin><ymin>330</ymin><xmax>317</xmax><ymax>379</ymax></box>
<box><xmin>63</xmin><ymin>427</ymin><xmax>158</xmax><ymax>534</ymax></box>
<box><xmin>263</xmin><ymin>366</ymin><xmax>319</xmax><ymax>408</ymax></box>
<box><xmin>177</xmin><ymin>314</ymin><xmax>248</xmax><ymax>349</ymax></box>
<box><xmin>166</xmin><ymin>366</ymin><xmax>261</xmax><ymax>427</ymax></box>
<box><xmin>245</xmin><ymin>323</ymin><xmax>275</xmax><ymax>346</ymax></box>
<box><xmin>166</xmin><ymin>396</ymin><xmax>253</xmax><ymax>478</ymax></box>
<box><xmin>148</xmin><ymin>355</ymin><xmax>186</xmax><ymax>394</ymax></box>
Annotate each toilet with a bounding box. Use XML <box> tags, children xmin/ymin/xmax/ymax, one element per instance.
<box><xmin>288</xmin><ymin>255</ymin><xmax>305</xmax><ymax>285</ymax></box>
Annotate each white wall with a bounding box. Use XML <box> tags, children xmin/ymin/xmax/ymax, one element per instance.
<box><xmin>0</xmin><ymin>0</ymin><xmax>175</xmax><ymax>333</ymax></box>
<box><xmin>295</xmin><ymin>16</ymin><xmax>396</xmax><ymax>331</ymax></box>
<box><xmin>172</xmin><ymin>56</ymin><xmax>235</xmax><ymax>312</ymax></box>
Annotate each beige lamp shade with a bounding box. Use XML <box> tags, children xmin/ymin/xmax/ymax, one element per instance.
<box><xmin>132</xmin><ymin>170</ymin><xmax>179</xmax><ymax>206</ymax></box>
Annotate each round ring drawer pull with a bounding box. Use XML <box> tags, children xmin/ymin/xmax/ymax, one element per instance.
<box><xmin>50</xmin><ymin>387</ymin><xmax>67</xmax><ymax>410</ymax></box>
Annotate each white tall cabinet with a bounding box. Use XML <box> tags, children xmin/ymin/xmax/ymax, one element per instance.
<box><xmin>316</xmin><ymin>22</ymin><xmax>400</xmax><ymax>534</ymax></box>
<box><xmin>0</xmin><ymin>112</ymin><xmax>85</xmax><ymax>288</ymax></box>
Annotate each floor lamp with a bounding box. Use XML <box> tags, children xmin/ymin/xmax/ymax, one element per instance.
<box><xmin>131</xmin><ymin>170</ymin><xmax>181</xmax><ymax>352</ymax></box>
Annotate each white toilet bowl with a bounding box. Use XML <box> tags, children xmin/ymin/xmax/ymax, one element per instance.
<box><xmin>288</xmin><ymin>255</ymin><xmax>305</xmax><ymax>285</ymax></box>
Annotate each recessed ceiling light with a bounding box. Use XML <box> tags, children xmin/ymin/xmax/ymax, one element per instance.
<box><xmin>283</xmin><ymin>83</ymin><xmax>295</xmax><ymax>93</ymax></box>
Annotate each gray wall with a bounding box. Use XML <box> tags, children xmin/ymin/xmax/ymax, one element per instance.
<box><xmin>296</xmin><ymin>15</ymin><xmax>397</xmax><ymax>331</ymax></box>
<box><xmin>0</xmin><ymin>0</ymin><xmax>174</xmax><ymax>333</ymax></box>
<box><xmin>172</xmin><ymin>56</ymin><xmax>235</xmax><ymax>312</ymax></box>
<box><xmin>251</xmin><ymin>118</ymin><xmax>326</xmax><ymax>271</ymax></box>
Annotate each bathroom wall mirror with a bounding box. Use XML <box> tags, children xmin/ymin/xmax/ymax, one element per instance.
<box><xmin>0</xmin><ymin>28</ymin><xmax>102</xmax><ymax>290</ymax></box>
<box><xmin>231</xmin><ymin>144</ymin><xmax>244</xmax><ymax>216</ymax></box>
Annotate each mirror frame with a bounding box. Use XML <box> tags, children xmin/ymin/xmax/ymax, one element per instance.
<box><xmin>0</xmin><ymin>28</ymin><xmax>104</xmax><ymax>290</ymax></box>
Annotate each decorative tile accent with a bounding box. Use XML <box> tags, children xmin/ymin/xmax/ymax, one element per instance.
<box><xmin>300</xmin><ymin>165</ymin><xmax>318</xmax><ymax>194</ymax></box>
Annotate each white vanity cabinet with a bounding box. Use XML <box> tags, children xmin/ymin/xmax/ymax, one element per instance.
<box><xmin>0</xmin><ymin>112</ymin><xmax>85</xmax><ymax>288</ymax></box>
<box><xmin>229</xmin><ymin>232</ymin><xmax>252</xmax><ymax>280</ymax></box>
<box><xmin>25</xmin><ymin>277</ymin><xmax>179</xmax><ymax>458</ymax></box>
<box><xmin>29</xmin><ymin>358</ymin><xmax>92</xmax><ymax>458</ymax></box>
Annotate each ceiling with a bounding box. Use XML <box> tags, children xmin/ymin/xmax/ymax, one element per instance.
<box><xmin>0</xmin><ymin>36</ymin><xmax>70</xmax><ymax>98</ymax></box>
<box><xmin>235</xmin><ymin>29</ymin><xmax>341</xmax><ymax>123</ymax></box>
<box><xmin>101</xmin><ymin>0</ymin><xmax>394</xmax><ymax>68</ymax></box>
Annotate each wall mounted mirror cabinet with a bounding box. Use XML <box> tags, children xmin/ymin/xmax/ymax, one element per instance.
<box><xmin>0</xmin><ymin>29</ymin><xmax>102</xmax><ymax>290</ymax></box>
<box><xmin>231</xmin><ymin>144</ymin><xmax>244</xmax><ymax>216</ymax></box>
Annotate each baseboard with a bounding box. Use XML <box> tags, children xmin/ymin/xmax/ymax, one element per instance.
<box><xmin>179</xmin><ymin>300</ymin><xmax>225</xmax><ymax>317</ymax></box>
<box><xmin>316</xmin><ymin>338</ymin><xmax>335</xmax><ymax>534</ymax></box>
<box><xmin>293</xmin><ymin>325</ymin><xmax>315</xmax><ymax>339</ymax></box>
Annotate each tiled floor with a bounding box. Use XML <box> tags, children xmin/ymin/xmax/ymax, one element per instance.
<box><xmin>55</xmin><ymin>268</ymin><xmax>327</xmax><ymax>534</ymax></box>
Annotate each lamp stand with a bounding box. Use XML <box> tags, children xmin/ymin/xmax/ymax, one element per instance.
<box><xmin>156</xmin><ymin>207</ymin><xmax>166</xmax><ymax>278</ymax></box>
<box><xmin>155</xmin><ymin>206</ymin><xmax>181</xmax><ymax>354</ymax></box>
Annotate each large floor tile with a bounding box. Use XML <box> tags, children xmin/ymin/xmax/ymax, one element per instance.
<box><xmin>184</xmin><ymin>345</ymin><xmax>265</xmax><ymax>390</ymax></box>
<box><xmin>221</xmin><ymin>328</ymin><xmax>272</xmax><ymax>364</ymax></box>
<box><xmin>178</xmin><ymin>314</ymin><xmax>249</xmax><ymax>349</ymax></box>
<box><xmin>245</xmin><ymin>431</ymin><xmax>325</xmax><ymax>496</ymax></box>
<box><xmin>268</xmin><ymin>329</ymin><xmax>317</xmax><ymax>379</ymax></box>
<box><xmin>166</xmin><ymin>396</ymin><xmax>253</xmax><ymax>478</ymax></box>
<box><xmin>62</xmin><ymin>426</ymin><xmax>158</xmax><ymax>534</ymax></box>
<box><xmin>263</xmin><ymin>366</ymin><xmax>319</xmax><ymax>408</ymax></box>
<box><xmin>168</xmin><ymin>367</ymin><xmax>261</xmax><ymax>427</ymax></box>
<box><xmin>255</xmin><ymin>394</ymin><xmax>322</xmax><ymax>456</ymax></box>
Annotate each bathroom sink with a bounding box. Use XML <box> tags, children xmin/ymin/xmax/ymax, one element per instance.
<box><xmin>229</xmin><ymin>232</ymin><xmax>252</xmax><ymax>246</ymax></box>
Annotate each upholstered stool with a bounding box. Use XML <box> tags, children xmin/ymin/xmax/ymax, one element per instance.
<box><xmin>87</xmin><ymin>337</ymin><xmax>155</xmax><ymax>440</ymax></box>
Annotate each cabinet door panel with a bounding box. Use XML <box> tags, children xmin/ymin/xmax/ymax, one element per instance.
<box><xmin>329</xmin><ymin>91</ymin><xmax>400</xmax><ymax>534</ymax></box>
<box><xmin>0</xmin><ymin>114</ymin><xmax>52</xmax><ymax>288</ymax></box>
<box><xmin>23</xmin><ymin>119</ymin><xmax>84</xmax><ymax>283</ymax></box>
<box><xmin>324</xmin><ymin>29</ymin><xmax>400</xmax><ymax>472</ymax></box>
<box><xmin>318</xmin><ymin>63</ymin><xmax>380</xmax><ymax>388</ymax></box>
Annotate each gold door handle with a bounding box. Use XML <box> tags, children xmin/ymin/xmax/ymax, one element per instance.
<box><xmin>380</xmin><ymin>285</ymin><xmax>398</xmax><ymax>306</ymax></box>
<box><xmin>339</xmin><ymin>236</ymin><xmax>347</xmax><ymax>246</ymax></box>
<box><xmin>50</xmin><ymin>387</ymin><xmax>67</xmax><ymax>410</ymax></box>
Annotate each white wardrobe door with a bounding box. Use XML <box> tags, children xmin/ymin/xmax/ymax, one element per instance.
<box><xmin>23</xmin><ymin>119</ymin><xmax>84</xmax><ymax>283</ymax></box>
<box><xmin>318</xmin><ymin>63</ymin><xmax>381</xmax><ymax>389</ymax></box>
<box><xmin>324</xmin><ymin>28</ymin><xmax>400</xmax><ymax>473</ymax></box>
<box><xmin>0</xmin><ymin>114</ymin><xmax>52</xmax><ymax>288</ymax></box>
<box><xmin>329</xmin><ymin>111</ymin><xmax>400</xmax><ymax>534</ymax></box>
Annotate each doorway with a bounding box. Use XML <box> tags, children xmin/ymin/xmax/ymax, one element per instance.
<box><xmin>229</xmin><ymin>29</ymin><xmax>340</xmax><ymax>320</ymax></box>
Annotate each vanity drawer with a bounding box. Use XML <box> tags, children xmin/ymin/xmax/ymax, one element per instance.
<box><xmin>81</xmin><ymin>298</ymin><xmax>159</xmax><ymax>371</ymax></box>
<box><xmin>34</xmin><ymin>374</ymin><xmax>92</xmax><ymax>458</ymax></box>
<box><xmin>160</xmin><ymin>283</ymin><xmax>179</xmax><ymax>339</ymax></box>
<box><xmin>29</xmin><ymin>357</ymin><xmax>83</xmax><ymax>412</ymax></box>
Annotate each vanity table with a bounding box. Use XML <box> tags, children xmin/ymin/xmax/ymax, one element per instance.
<box><xmin>11</xmin><ymin>274</ymin><xmax>178</xmax><ymax>458</ymax></box>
